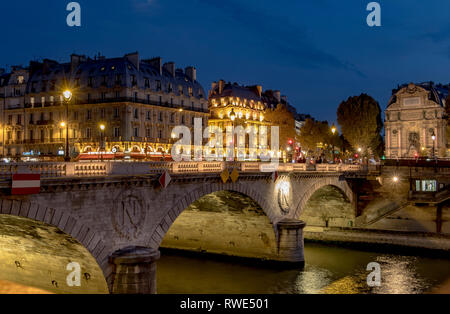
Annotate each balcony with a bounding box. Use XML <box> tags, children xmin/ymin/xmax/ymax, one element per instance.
<box><xmin>36</xmin><ymin>120</ymin><xmax>55</xmax><ymax>126</ymax></box>
<box><xmin>73</xmin><ymin>97</ymin><xmax>209</xmax><ymax>113</ymax></box>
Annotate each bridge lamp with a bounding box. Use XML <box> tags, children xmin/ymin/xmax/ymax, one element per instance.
<box><xmin>99</xmin><ymin>124</ymin><xmax>105</xmax><ymax>131</ymax></box>
<box><xmin>60</xmin><ymin>122</ymin><xmax>66</xmax><ymax>128</ymax></box>
<box><xmin>393</xmin><ymin>176</ymin><xmax>399</xmax><ymax>183</ymax></box>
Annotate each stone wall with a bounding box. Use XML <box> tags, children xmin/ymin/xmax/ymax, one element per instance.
<box><xmin>368</xmin><ymin>204</ymin><xmax>450</xmax><ymax>234</ymax></box>
<box><xmin>0</xmin><ymin>215</ymin><xmax>108</xmax><ymax>294</ymax></box>
<box><xmin>299</xmin><ymin>185</ymin><xmax>355</xmax><ymax>228</ymax></box>
<box><xmin>161</xmin><ymin>191</ymin><xmax>278</xmax><ymax>259</ymax></box>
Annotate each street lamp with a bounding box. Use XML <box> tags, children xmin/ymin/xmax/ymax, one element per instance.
<box><xmin>99</xmin><ymin>124</ymin><xmax>106</xmax><ymax>161</ymax></box>
<box><xmin>230</xmin><ymin>109</ymin><xmax>236</xmax><ymax>122</ymax></box>
<box><xmin>62</xmin><ymin>90</ymin><xmax>72</xmax><ymax>162</ymax></box>
<box><xmin>331</xmin><ymin>124</ymin><xmax>337</xmax><ymax>163</ymax></box>
<box><xmin>431</xmin><ymin>131</ymin><xmax>436</xmax><ymax>159</ymax></box>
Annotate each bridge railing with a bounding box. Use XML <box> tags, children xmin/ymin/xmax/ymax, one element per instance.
<box><xmin>0</xmin><ymin>161</ymin><xmax>365</xmax><ymax>179</ymax></box>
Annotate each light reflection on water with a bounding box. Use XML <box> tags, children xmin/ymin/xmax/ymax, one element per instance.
<box><xmin>157</xmin><ymin>243</ymin><xmax>450</xmax><ymax>294</ymax></box>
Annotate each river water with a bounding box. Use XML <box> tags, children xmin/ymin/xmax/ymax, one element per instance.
<box><xmin>157</xmin><ymin>243</ymin><xmax>450</xmax><ymax>294</ymax></box>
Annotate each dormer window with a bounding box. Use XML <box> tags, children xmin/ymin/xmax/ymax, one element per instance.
<box><xmin>168</xmin><ymin>83</ymin><xmax>173</xmax><ymax>93</ymax></box>
<box><xmin>179</xmin><ymin>85</ymin><xmax>183</xmax><ymax>95</ymax></box>
<box><xmin>156</xmin><ymin>80</ymin><xmax>161</xmax><ymax>91</ymax></box>
<box><xmin>115</xmin><ymin>74</ymin><xmax>122</xmax><ymax>85</ymax></box>
<box><xmin>145</xmin><ymin>78</ymin><xmax>150</xmax><ymax>88</ymax></box>
<box><xmin>17</xmin><ymin>76</ymin><xmax>24</xmax><ymax>84</ymax></box>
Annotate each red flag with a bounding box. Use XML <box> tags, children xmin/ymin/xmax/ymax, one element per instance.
<box><xmin>272</xmin><ymin>171</ymin><xmax>278</xmax><ymax>182</ymax></box>
<box><xmin>12</xmin><ymin>174</ymin><xmax>41</xmax><ymax>195</ymax></box>
<box><xmin>159</xmin><ymin>171</ymin><xmax>171</xmax><ymax>188</ymax></box>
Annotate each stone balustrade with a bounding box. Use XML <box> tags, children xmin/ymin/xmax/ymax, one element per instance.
<box><xmin>0</xmin><ymin>161</ymin><xmax>364</xmax><ymax>179</ymax></box>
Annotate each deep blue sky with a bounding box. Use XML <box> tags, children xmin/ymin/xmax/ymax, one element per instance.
<box><xmin>1</xmin><ymin>0</ymin><xmax>449</xmax><ymax>123</ymax></box>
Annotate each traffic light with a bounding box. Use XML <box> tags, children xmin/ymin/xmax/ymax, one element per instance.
<box><xmin>288</xmin><ymin>139</ymin><xmax>293</xmax><ymax>145</ymax></box>
<box><xmin>354</xmin><ymin>153</ymin><xmax>359</xmax><ymax>159</ymax></box>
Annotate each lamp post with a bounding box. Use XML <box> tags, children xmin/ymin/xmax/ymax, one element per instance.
<box><xmin>100</xmin><ymin>124</ymin><xmax>105</xmax><ymax>161</ymax></box>
<box><xmin>431</xmin><ymin>131</ymin><xmax>436</xmax><ymax>159</ymax></box>
<box><xmin>331</xmin><ymin>124</ymin><xmax>337</xmax><ymax>163</ymax></box>
<box><xmin>229</xmin><ymin>109</ymin><xmax>236</xmax><ymax>161</ymax></box>
<box><xmin>62</xmin><ymin>90</ymin><xmax>72</xmax><ymax>162</ymax></box>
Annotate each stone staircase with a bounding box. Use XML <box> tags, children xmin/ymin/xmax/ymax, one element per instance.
<box><xmin>355</xmin><ymin>200</ymin><xmax>410</xmax><ymax>227</ymax></box>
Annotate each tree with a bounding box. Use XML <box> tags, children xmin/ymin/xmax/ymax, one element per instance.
<box><xmin>265</xmin><ymin>103</ymin><xmax>296</xmax><ymax>146</ymax></box>
<box><xmin>337</xmin><ymin>94</ymin><xmax>383</xmax><ymax>159</ymax></box>
<box><xmin>265</xmin><ymin>104</ymin><xmax>296</xmax><ymax>157</ymax></box>
<box><xmin>299</xmin><ymin>118</ymin><xmax>331</xmax><ymax>158</ymax></box>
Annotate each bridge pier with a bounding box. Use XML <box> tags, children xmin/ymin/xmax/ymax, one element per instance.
<box><xmin>109</xmin><ymin>246</ymin><xmax>160</xmax><ymax>294</ymax></box>
<box><xmin>276</xmin><ymin>219</ymin><xmax>306</xmax><ymax>264</ymax></box>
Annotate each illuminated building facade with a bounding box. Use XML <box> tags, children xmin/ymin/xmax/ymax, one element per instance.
<box><xmin>0</xmin><ymin>52</ymin><xmax>209</xmax><ymax>160</ymax></box>
<box><xmin>208</xmin><ymin>80</ymin><xmax>297</xmax><ymax>161</ymax></box>
<box><xmin>385</xmin><ymin>82</ymin><xmax>448</xmax><ymax>158</ymax></box>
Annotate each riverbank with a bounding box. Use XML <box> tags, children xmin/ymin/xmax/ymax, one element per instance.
<box><xmin>304</xmin><ymin>226</ymin><xmax>450</xmax><ymax>254</ymax></box>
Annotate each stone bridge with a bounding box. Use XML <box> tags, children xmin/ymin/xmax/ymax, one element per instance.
<box><xmin>0</xmin><ymin>161</ymin><xmax>363</xmax><ymax>293</ymax></box>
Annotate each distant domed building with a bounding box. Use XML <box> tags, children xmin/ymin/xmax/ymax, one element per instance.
<box><xmin>384</xmin><ymin>82</ymin><xmax>449</xmax><ymax>158</ymax></box>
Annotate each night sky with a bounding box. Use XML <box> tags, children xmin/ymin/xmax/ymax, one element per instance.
<box><xmin>1</xmin><ymin>0</ymin><xmax>449</xmax><ymax>123</ymax></box>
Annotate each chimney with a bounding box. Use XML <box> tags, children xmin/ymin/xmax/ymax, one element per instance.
<box><xmin>163</xmin><ymin>62</ymin><xmax>175</xmax><ymax>77</ymax></box>
<box><xmin>210</xmin><ymin>81</ymin><xmax>218</xmax><ymax>97</ymax></box>
<box><xmin>42</xmin><ymin>59</ymin><xmax>58</xmax><ymax>75</ymax></box>
<box><xmin>185</xmin><ymin>66</ymin><xmax>197</xmax><ymax>82</ymax></box>
<box><xmin>146</xmin><ymin>57</ymin><xmax>162</xmax><ymax>75</ymax></box>
<box><xmin>281</xmin><ymin>95</ymin><xmax>287</xmax><ymax>103</ymax></box>
<box><xmin>125</xmin><ymin>52</ymin><xmax>140</xmax><ymax>70</ymax></box>
<box><xmin>248</xmin><ymin>85</ymin><xmax>262</xmax><ymax>98</ymax></box>
<box><xmin>274</xmin><ymin>90</ymin><xmax>281</xmax><ymax>103</ymax></box>
<box><xmin>70</xmin><ymin>54</ymin><xmax>86</xmax><ymax>73</ymax></box>
<box><xmin>218</xmin><ymin>80</ymin><xmax>225</xmax><ymax>95</ymax></box>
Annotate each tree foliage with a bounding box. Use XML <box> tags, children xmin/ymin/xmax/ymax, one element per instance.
<box><xmin>265</xmin><ymin>103</ymin><xmax>296</xmax><ymax>147</ymax></box>
<box><xmin>299</xmin><ymin>119</ymin><xmax>331</xmax><ymax>156</ymax></box>
<box><xmin>337</xmin><ymin>94</ymin><xmax>384</xmax><ymax>158</ymax></box>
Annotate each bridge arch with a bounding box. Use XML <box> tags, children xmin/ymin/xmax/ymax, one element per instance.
<box><xmin>149</xmin><ymin>181</ymin><xmax>279</xmax><ymax>249</ymax></box>
<box><xmin>292</xmin><ymin>176</ymin><xmax>353</xmax><ymax>219</ymax></box>
<box><xmin>0</xmin><ymin>198</ymin><xmax>111</xmax><ymax>291</ymax></box>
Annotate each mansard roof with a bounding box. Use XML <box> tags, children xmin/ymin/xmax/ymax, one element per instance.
<box><xmin>210</xmin><ymin>83</ymin><xmax>262</xmax><ymax>102</ymax></box>
<box><xmin>25</xmin><ymin>53</ymin><xmax>206</xmax><ymax>99</ymax></box>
